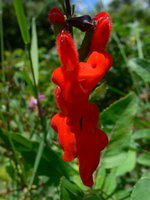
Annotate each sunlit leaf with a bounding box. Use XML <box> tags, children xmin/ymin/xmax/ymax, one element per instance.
<box><xmin>60</xmin><ymin>177</ymin><xmax>84</xmax><ymax>200</ymax></box>
<box><xmin>131</xmin><ymin>178</ymin><xmax>150</xmax><ymax>200</ymax></box>
<box><xmin>116</xmin><ymin>150</ymin><xmax>136</xmax><ymax>176</ymax></box>
<box><xmin>133</xmin><ymin>129</ymin><xmax>150</xmax><ymax>140</ymax></box>
<box><xmin>30</xmin><ymin>18</ymin><xmax>39</xmax><ymax>85</ymax></box>
<box><xmin>138</xmin><ymin>153</ymin><xmax>150</xmax><ymax>167</ymax></box>
<box><xmin>101</xmin><ymin>92</ymin><xmax>139</xmax><ymax>155</ymax></box>
<box><xmin>103</xmin><ymin>169</ymin><xmax>117</xmax><ymax>195</ymax></box>
<box><xmin>13</xmin><ymin>0</ymin><xmax>30</xmax><ymax>44</ymax></box>
<box><xmin>128</xmin><ymin>58</ymin><xmax>150</xmax><ymax>83</ymax></box>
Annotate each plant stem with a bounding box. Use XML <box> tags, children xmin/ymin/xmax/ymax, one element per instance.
<box><xmin>112</xmin><ymin>32</ymin><xmax>128</xmax><ymax>64</ymax></box>
<box><xmin>7</xmin><ymin>131</ymin><xmax>27</xmax><ymax>186</ymax></box>
<box><xmin>0</xmin><ymin>0</ymin><xmax>5</xmax><ymax>82</ymax></box>
<box><xmin>136</xmin><ymin>31</ymin><xmax>144</xmax><ymax>59</ymax></box>
<box><xmin>26</xmin><ymin>44</ymin><xmax>47</xmax><ymax>190</ymax></box>
<box><xmin>64</xmin><ymin>0</ymin><xmax>73</xmax><ymax>34</ymax></box>
<box><xmin>65</xmin><ymin>0</ymin><xmax>71</xmax><ymax>17</ymax></box>
<box><xmin>113</xmin><ymin>32</ymin><xmax>141</xmax><ymax>96</ymax></box>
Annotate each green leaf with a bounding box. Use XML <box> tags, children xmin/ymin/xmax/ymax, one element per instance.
<box><xmin>142</xmin><ymin>171</ymin><xmax>150</xmax><ymax>179</ymax></box>
<box><xmin>103</xmin><ymin>169</ymin><xmax>117</xmax><ymax>195</ymax></box>
<box><xmin>128</xmin><ymin>58</ymin><xmax>150</xmax><ymax>83</ymax></box>
<box><xmin>114</xmin><ymin>189</ymin><xmax>131</xmax><ymax>200</ymax></box>
<box><xmin>60</xmin><ymin>177</ymin><xmax>84</xmax><ymax>200</ymax></box>
<box><xmin>131</xmin><ymin>178</ymin><xmax>150</xmax><ymax>200</ymax></box>
<box><xmin>13</xmin><ymin>0</ymin><xmax>30</xmax><ymax>44</ymax></box>
<box><xmin>22</xmin><ymin>69</ymin><xmax>36</xmax><ymax>96</ymax></box>
<box><xmin>30</xmin><ymin>18</ymin><xmax>39</xmax><ymax>85</ymax></box>
<box><xmin>0</xmin><ymin>166</ymin><xmax>10</xmax><ymax>181</ymax></box>
<box><xmin>0</xmin><ymin>129</ymin><xmax>70</xmax><ymax>185</ymax></box>
<box><xmin>101</xmin><ymin>92</ymin><xmax>139</xmax><ymax>155</ymax></box>
<box><xmin>137</xmin><ymin>153</ymin><xmax>150</xmax><ymax>167</ymax></box>
<box><xmin>133</xmin><ymin>129</ymin><xmax>150</xmax><ymax>140</ymax></box>
<box><xmin>95</xmin><ymin>166</ymin><xmax>106</xmax><ymax>189</ymax></box>
<box><xmin>89</xmin><ymin>83</ymin><xmax>106</xmax><ymax>101</ymax></box>
<box><xmin>102</xmin><ymin>152</ymin><xmax>127</xmax><ymax>169</ymax></box>
<box><xmin>116</xmin><ymin>150</ymin><xmax>136</xmax><ymax>176</ymax></box>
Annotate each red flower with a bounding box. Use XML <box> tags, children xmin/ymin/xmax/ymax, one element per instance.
<box><xmin>52</xmin><ymin>31</ymin><xmax>112</xmax><ymax>122</ymax></box>
<box><xmin>50</xmin><ymin>11</ymin><xmax>112</xmax><ymax>187</ymax></box>
<box><xmin>51</xmin><ymin>104</ymin><xmax>108</xmax><ymax>186</ymax></box>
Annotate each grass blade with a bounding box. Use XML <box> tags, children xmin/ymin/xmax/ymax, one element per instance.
<box><xmin>30</xmin><ymin>18</ymin><xmax>39</xmax><ymax>85</ymax></box>
<box><xmin>13</xmin><ymin>0</ymin><xmax>30</xmax><ymax>44</ymax></box>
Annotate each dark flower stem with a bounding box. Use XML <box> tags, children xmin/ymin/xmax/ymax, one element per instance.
<box><xmin>64</xmin><ymin>0</ymin><xmax>73</xmax><ymax>35</ymax></box>
<box><xmin>65</xmin><ymin>0</ymin><xmax>71</xmax><ymax>17</ymax></box>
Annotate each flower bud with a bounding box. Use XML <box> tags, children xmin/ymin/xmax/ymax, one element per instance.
<box><xmin>48</xmin><ymin>8</ymin><xmax>65</xmax><ymax>25</ymax></box>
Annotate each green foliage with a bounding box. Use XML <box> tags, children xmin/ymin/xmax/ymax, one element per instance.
<box><xmin>0</xmin><ymin>0</ymin><xmax>150</xmax><ymax>199</ymax></box>
<box><xmin>60</xmin><ymin>177</ymin><xmax>84</xmax><ymax>200</ymax></box>
<box><xmin>0</xmin><ymin>129</ymin><xmax>70</xmax><ymax>185</ymax></box>
<box><xmin>131</xmin><ymin>177</ymin><xmax>150</xmax><ymax>200</ymax></box>
<box><xmin>128</xmin><ymin>58</ymin><xmax>150</xmax><ymax>83</ymax></box>
<box><xmin>101</xmin><ymin>92</ymin><xmax>139</xmax><ymax>154</ymax></box>
<box><xmin>13</xmin><ymin>0</ymin><xmax>30</xmax><ymax>44</ymax></box>
<box><xmin>30</xmin><ymin>18</ymin><xmax>39</xmax><ymax>85</ymax></box>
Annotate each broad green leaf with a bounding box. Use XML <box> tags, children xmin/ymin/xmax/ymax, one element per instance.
<box><xmin>102</xmin><ymin>152</ymin><xmax>127</xmax><ymax>169</ymax></box>
<box><xmin>128</xmin><ymin>58</ymin><xmax>150</xmax><ymax>83</ymax></box>
<box><xmin>60</xmin><ymin>177</ymin><xmax>84</xmax><ymax>200</ymax></box>
<box><xmin>133</xmin><ymin>129</ymin><xmax>150</xmax><ymax>140</ymax></box>
<box><xmin>0</xmin><ymin>129</ymin><xmax>70</xmax><ymax>185</ymax></box>
<box><xmin>116</xmin><ymin>150</ymin><xmax>136</xmax><ymax>176</ymax></box>
<box><xmin>101</xmin><ymin>92</ymin><xmax>139</xmax><ymax>155</ymax></box>
<box><xmin>30</xmin><ymin>18</ymin><xmax>39</xmax><ymax>85</ymax></box>
<box><xmin>131</xmin><ymin>178</ymin><xmax>150</xmax><ymax>200</ymax></box>
<box><xmin>13</xmin><ymin>0</ymin><xmax>30</xmax><ymax>44</ymax></box>
<box><xmin>142</xmin><ymin>171</ymin><xmax>150</xmax><ymax>179</ymax></box>
<box><xmin>94</xmin><ymin>166</ymin><xmax>106</xmax><ymax>189</ymax></box>
<box><xmin>0</xmin><ymin>166</ymin><xmax>10</xmax><ymax>181</ymax></box>
<box><xmin>71</xmin><ymin>175</ymin><xmax>87</xmax><ymax>191</ymax></box>
<box><xmin>114</xmin><ymin>189</ymin><xmax>131</xmax><ymax>200</ymax></box>
<box><xmin>103</xmin><ymin>169</ymin><xmax>117</xmax><ymax>195</ymax></box>
<box><xmin>137</xmin><ymin>153</ymin><xmax>150</xmax><ymax>167</ymax></box>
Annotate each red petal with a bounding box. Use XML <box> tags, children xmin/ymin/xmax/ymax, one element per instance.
<box><xmin>93</xmin><ymin>11</ymin><xmax>110</xmax><ymax>21</ymax></box>
<box><xmin>76</xmin><ymin>104</ymin><xmax>108</xmax><ymax>186</ymax></box>
<box><xmin>77</xmin><ymin>128</ymin><xmax>108</xmax><ymax>186</ymax></box>
<box><xmin>90</xmin><ymin>12</ymin><xmax>112</xmax><ymax>53</ymax></box>
<box><xmin>54</xmin><ymin>86</ymin><xmax>88</xmax><ymax>122</ymax></box>
<box><xmin>78</xmin><ymin>52</ymin><xmax>106</xmax><ymax>93</ymax></box>
<box><xmin>104</xmin><ymin>52</ymin><xmax>113</xmax><ymax>71</ymax></box>
<box><xmin>78</xmin><ymin>151</ymin><xmax>100</xmax><ymax>187</ymax></box>
<box><xmin>57</xmin><ymin>31</ymin><xmax>79</xmax><ymax>73</ymax></box>
<box><xmin>51</xmin><ymin>113</ymin><xmax>77</xmax><ymax>161</ymax></box>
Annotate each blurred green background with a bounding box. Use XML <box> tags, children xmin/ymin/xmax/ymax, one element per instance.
<box><xmin>0</xmin><ymin>0</ymin><xmax>150</xmax><ymax>199</ymax></box>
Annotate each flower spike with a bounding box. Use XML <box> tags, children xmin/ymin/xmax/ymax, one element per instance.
<box><xmin>50</xmin><ymin>8</ymin><xmax>112</xmax><ymax>187</ymax></box>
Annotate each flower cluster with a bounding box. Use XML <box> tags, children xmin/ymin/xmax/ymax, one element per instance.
<box><xmin>49</xmin><ymin>8</ymin><xmax>112</xmax><ymax>186</ymax></box>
